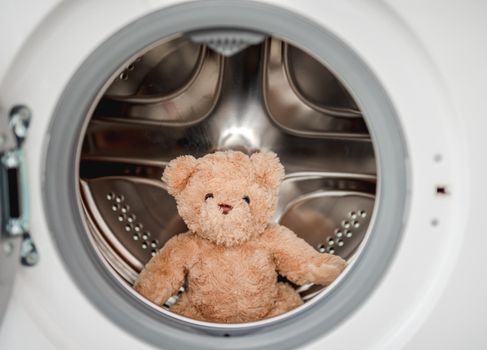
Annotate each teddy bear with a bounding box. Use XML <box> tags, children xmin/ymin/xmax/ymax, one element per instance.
<box><xmin>134</xmin><ymin>150</ymin><xmax>346</xmax><ymax>323</ymax></box>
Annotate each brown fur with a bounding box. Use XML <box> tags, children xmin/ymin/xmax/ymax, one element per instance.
<box><xmin>134</xmin><ymin>151</ymin><xmax>346</xmax><ymax>323</ymax></box>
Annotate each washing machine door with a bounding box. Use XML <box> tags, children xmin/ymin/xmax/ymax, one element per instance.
<box><xmin>0</xmin><ymin>105</ymin><xmax>38</xmax><ymax>325</ymax></box>
<box><xmin>37</xmin><ymin>2</ymin><xmax>409</xmax><ymax>347</ymax></box>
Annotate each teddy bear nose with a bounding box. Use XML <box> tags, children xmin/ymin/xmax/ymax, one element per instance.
<box><xmin>218</xmin><ymin>203</ymin><xmax>233</xmax><ymax>215</ymax></box>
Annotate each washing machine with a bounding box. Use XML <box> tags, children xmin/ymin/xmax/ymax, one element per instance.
<box><xmin>0</xmin><ymin>0</ymin><xmax>485</xmax><ymax>349</ymax></box>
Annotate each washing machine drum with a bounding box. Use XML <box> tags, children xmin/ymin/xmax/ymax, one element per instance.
<box><xmin>80</xmin><ymin>35</ymin><xmax>376</xmax><ymax>279</ymax></box>
<box><xmin>29</xmin><ymin>2</ymin><xmax>407</xmax><ymax>349</ymax></box>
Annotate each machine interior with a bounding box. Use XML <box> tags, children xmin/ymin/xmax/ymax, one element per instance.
<box><xmin>77</xmin><ymin>33</ymin><xmax>377</xmax><ymax>322</ymax></box>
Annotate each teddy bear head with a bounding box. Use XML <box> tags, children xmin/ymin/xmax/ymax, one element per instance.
<box><xmin>162</xmin><ymin>151</ymin><xmax>284</xmax><ymax>246</ymax></box>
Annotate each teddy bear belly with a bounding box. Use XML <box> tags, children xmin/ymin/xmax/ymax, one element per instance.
<box><xmin>185</xmin><ymin>276</ymin><xmax>278</xmax><ymax>322</ymax></box>
<box><xmin>184</xmin><ymin>253</ymin><xmax>279</xmax><ymax>322</ymax></box>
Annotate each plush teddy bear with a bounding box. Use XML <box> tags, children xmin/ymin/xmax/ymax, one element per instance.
<box><xmin>134</xmin><ymin>150</ymin><xmax>346</xmax><ymax>323</ymax></box>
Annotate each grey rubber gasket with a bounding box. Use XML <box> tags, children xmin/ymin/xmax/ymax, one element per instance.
<box><xmin>43</xmin><ymin>1</ymin><xmax>410</xmax><ymax>349</ymax></box>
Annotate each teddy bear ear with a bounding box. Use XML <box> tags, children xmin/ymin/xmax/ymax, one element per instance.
<box><xmin>162</xmin><ymin>155</ymin><xmax>198</xmax><ymax>196</ymax></box>
<box><xmin>250</xmin><ymin>151</ymin><xmax>284</xmax><ymax>191</ymax></box>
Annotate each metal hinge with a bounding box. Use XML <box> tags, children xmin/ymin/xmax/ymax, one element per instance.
<box><xmin>1</xmin><ymin>105</ymin><xmax>38</xmax><ymax>266</ymax></box>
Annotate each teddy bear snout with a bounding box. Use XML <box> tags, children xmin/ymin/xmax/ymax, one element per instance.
<box><xmin>218</xmin><ymin>203</ymin><xmax>233</xmax><ymax>215</ymax></box>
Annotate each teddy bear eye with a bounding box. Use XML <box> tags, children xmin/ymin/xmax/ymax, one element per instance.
<box><xmin>204</xmin><ymin>193</ymin><xmax>214</xmax><ymax>200</ymax></box>
<box><xmin>243</xmin><ymin>196</ymin><xmax>250</xmax><ymax>204</ymax></box>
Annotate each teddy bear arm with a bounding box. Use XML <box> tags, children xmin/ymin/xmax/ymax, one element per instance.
<box><xmin>267</xmin><ymin>225</ymin><xmax>347</xmax><ymax>286</ymax></box>
<box><xmin>134</xmin><ymin>233</ymin><xmax>196</xmax><ymax>305</ymax></box>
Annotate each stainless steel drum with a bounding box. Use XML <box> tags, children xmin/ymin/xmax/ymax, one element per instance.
<box><xmin>78</xmin><ymin>34</ymin><xmax>377</xmax><ymax>318</ymax></box>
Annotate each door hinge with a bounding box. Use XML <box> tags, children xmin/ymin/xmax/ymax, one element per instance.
<box><xmin>1</xmin><ymin>105</ymin><xmax>38</xmax><ymax>266</ymax></box>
